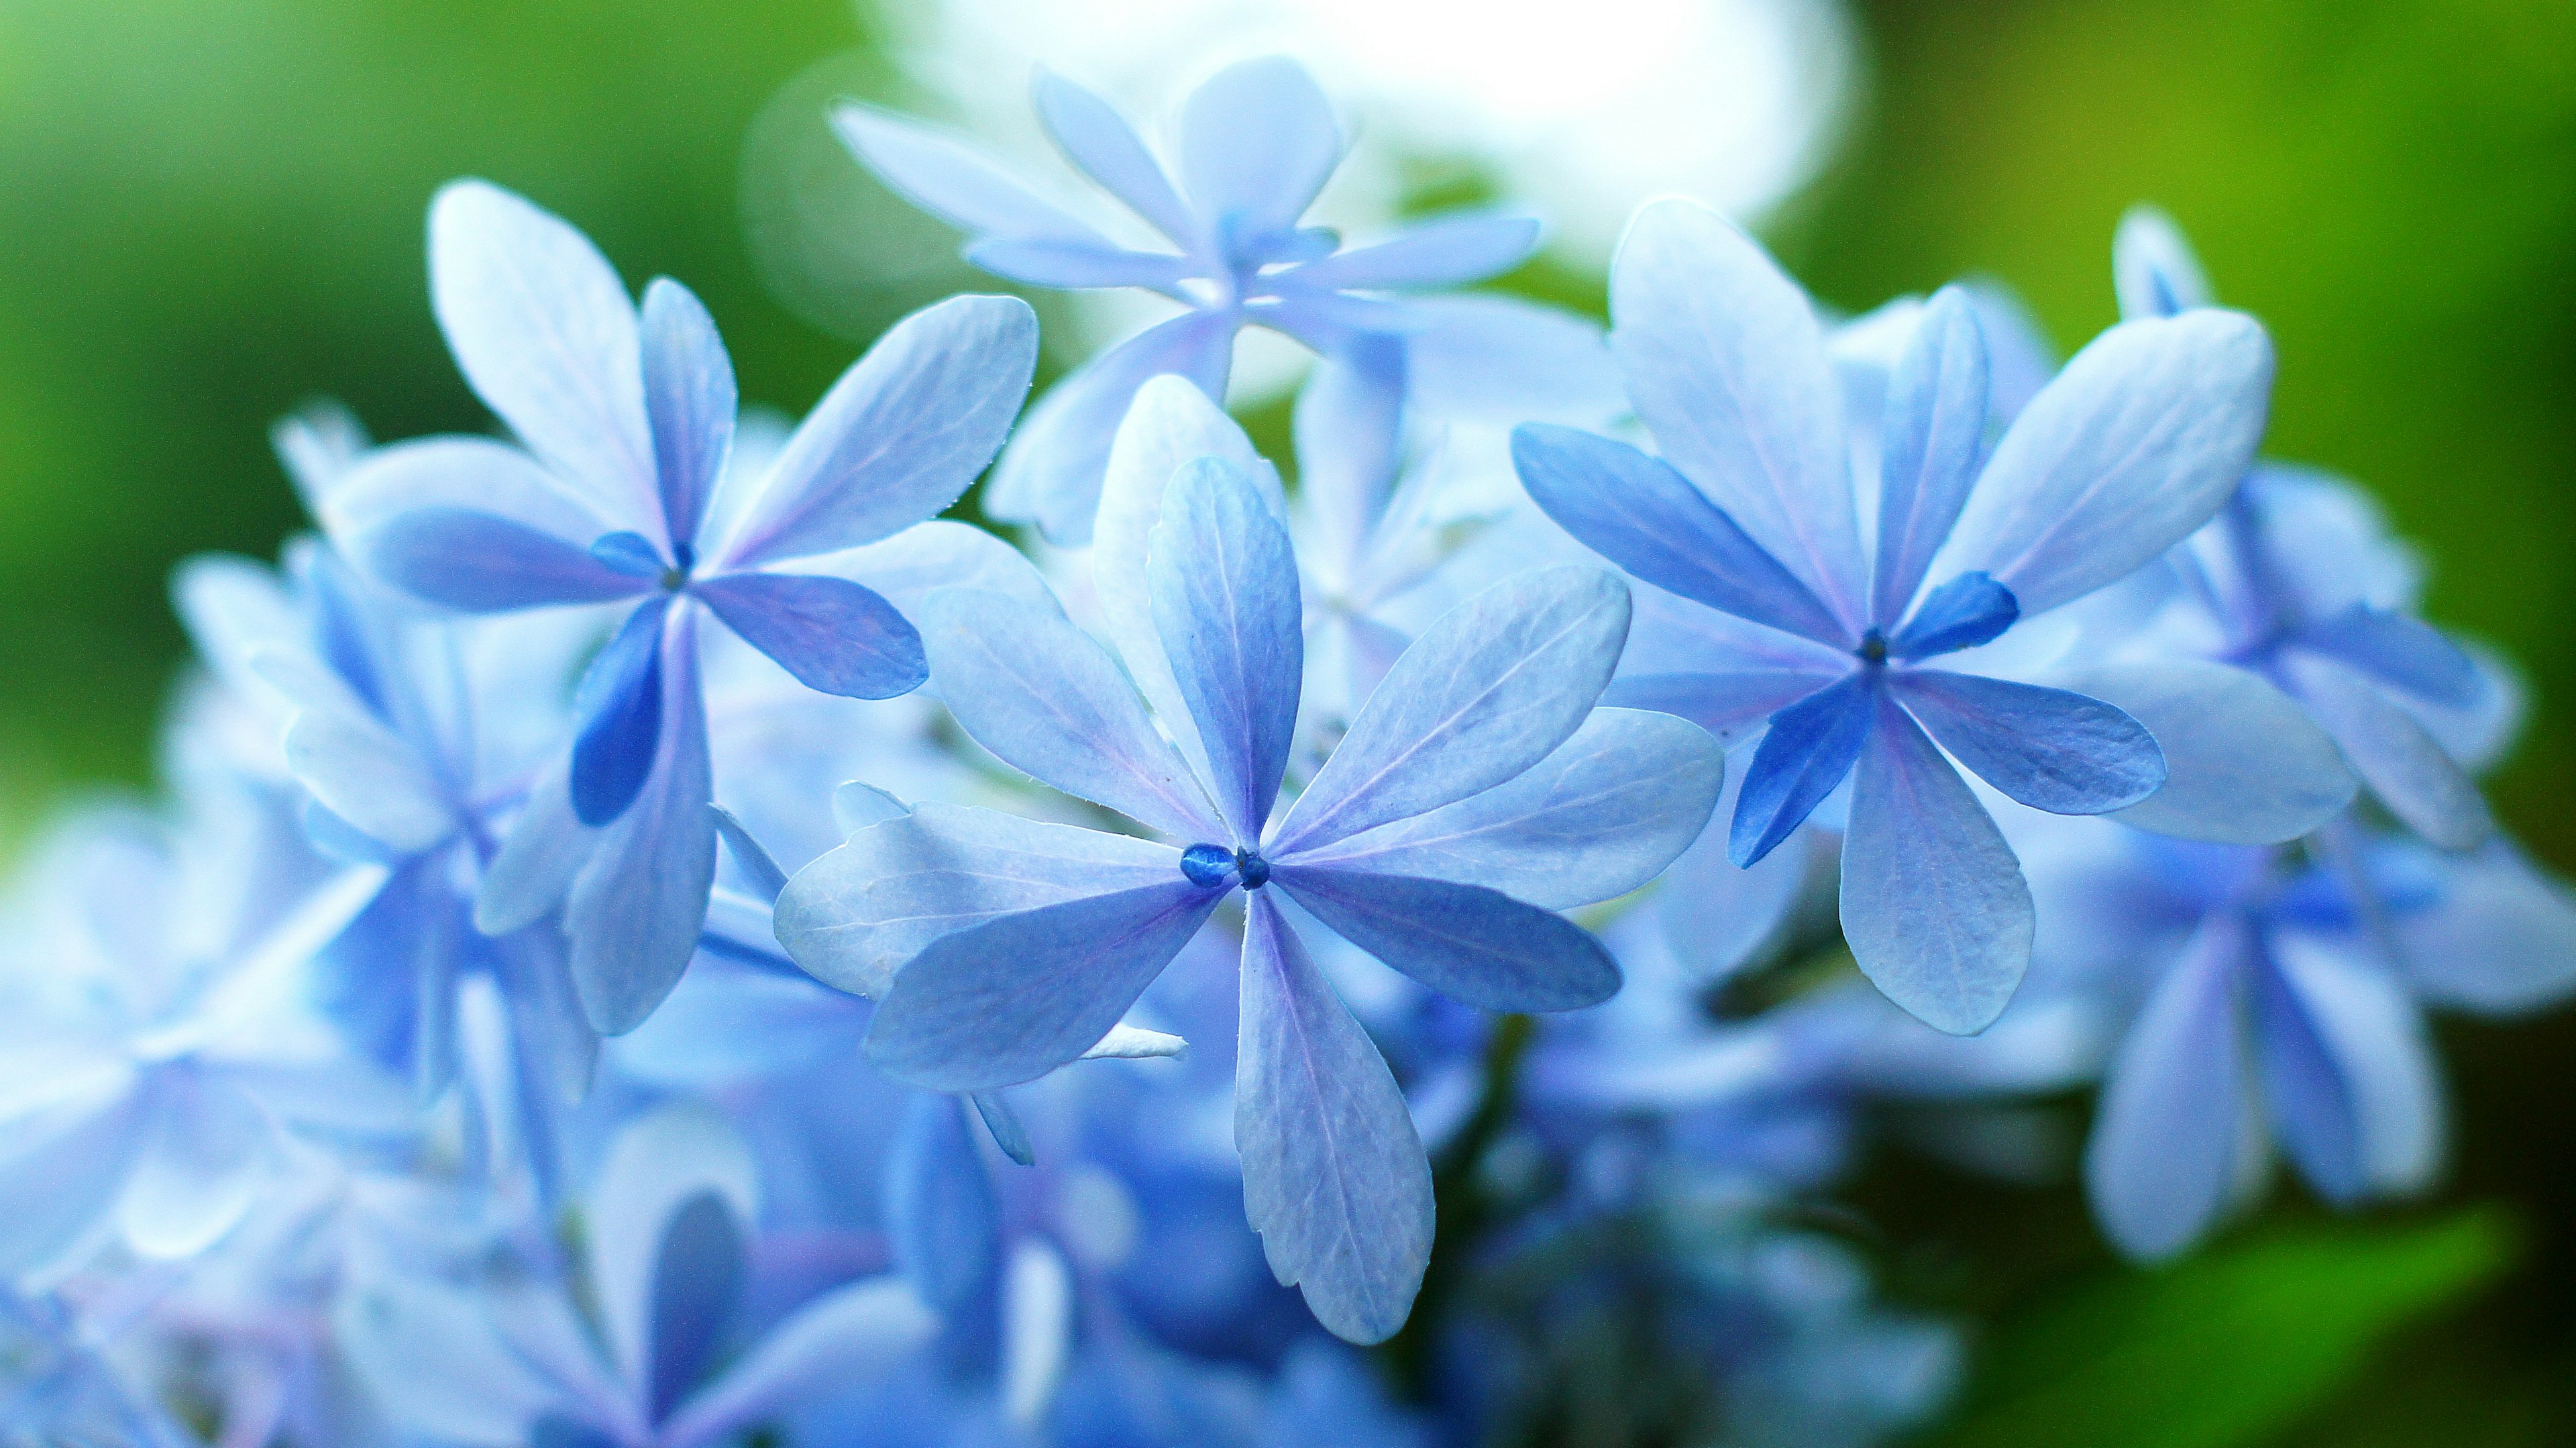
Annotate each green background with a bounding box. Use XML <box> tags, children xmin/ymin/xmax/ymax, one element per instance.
<box><xmin>0</xmin><ymin>0</ymin><xmax>2569</xmax><ymax>1440</ymax></box>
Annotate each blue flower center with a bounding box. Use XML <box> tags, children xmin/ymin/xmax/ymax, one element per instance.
<box><xmin>659</xmin><ymin>541</ymin><xmax>696</xmax><ymax>593</ymax></box>
<box><xmin>1855</xmin><ymin>629</ymin><xmax>1890</xmax><ymax>666</ymax></box>
<box><xmin>1180</xmin><ymin>843</ymin><xmax>1269</xmax><ymax>890</ymax></box>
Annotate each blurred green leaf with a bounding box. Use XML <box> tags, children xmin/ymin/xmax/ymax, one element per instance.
<box><xmin>1919</xmin><ymin>1210</ymin><xmax>2516</xmax><ymax>1448</ymax></box>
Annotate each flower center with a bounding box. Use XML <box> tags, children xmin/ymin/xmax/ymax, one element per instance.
<box><xmin>1180</xmin><ymin>843</ymin><xmax>1269</xmax><ymax>890</ymax></box>
<box><xmin>659</xmin><ymin>541</ymin><xmax>696</xmax><ymax>593</ymax></box>
<box><xmin>1855</xmin><ymin>629</ymin><xmax>1889</xmax><ymax>666</ymax></box>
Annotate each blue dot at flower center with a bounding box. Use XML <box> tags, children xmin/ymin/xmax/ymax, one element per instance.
<box><xmin>1180</xmin><ymin>843</ymin><xmax>1269</xmax><ymax>890</ymax></box>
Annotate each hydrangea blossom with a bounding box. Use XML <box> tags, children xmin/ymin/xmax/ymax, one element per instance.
<box><xmin>332</xmin><ymin>181</ymin><xmax>1038</xmax><ymax>1033</ymax></box>
<box><xmin>1513</xmin><ymin>199</ymin><xmax>2298</xmax><ymax>1033</ymax></box>
<box><xmin>775</xmin><ymin>382</ymin><xmax>1724</xmax><ymax>1342</ymax></box>
<box><xmin>838</xmin><ymin>56</ymin><xmax>1620</xmax><ymax>544</ymax></box>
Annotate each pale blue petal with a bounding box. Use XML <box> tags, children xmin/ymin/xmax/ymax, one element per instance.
<box><xmin>1177</xmin><ymin>57</ymin><xmax>1342</xmax><ymax>239</ymax></box>
<box><xmin>1293</xmin><ymin>338</ymin><xmax>1405</xmax><ymax>569</ymax></box>
<box><xmin>2063</xmin><ymin>660</ymin><xmax>2356</xmax><ymax>845</ymax></box>
<box><xmin>1285</xmin><ymin>709</ymin><xmax>1722</xmax><ymax>911</ymax></box>
<box><xmin>1884</xmin><ymin>572</ymin><xmax>2017</xmax><ymax>659</ymax></box>
<box><xmin>1032</xmin><ymin>68</ymin><xmax>1197</xmax><ymax>246</ymax></box>
<box><xmin>658</xmin><ymin>1280</ymin><xmax>934</xmax><ymax>1448</ymax></box>
<box><xmin>272</xmin><ymin>397</ymin><xmax>372</xmax><ymax>511</ymax></box>
<box><xmin>570</xmin><ymin>597</ymin><xmax>670</xmax><ymax>826</ymax></box>
<box><xmin>1234</xmin><ymin>894</ymin><xmax>1431</xmax><ymax>1345</ymax></box>
<box><xmin>1873</xmin><ymin>286</ymin><xmax>1992</xmax><ymax>625</ymax></box>
<box><xmin>2112</xmin><ymin>205</ymin><xmax>2216</xmax><ymax>320</ymax></box>
<box><xmin>917</xmin><ymin>588</ymin><xmax>1218</xmax><ymax>840</ymax></box>
<box><xmin>883</xmin><ymin>1093</ymin><xmax>998</xmax><ymax>1315</ymax></box>
<box><xmin>1657</xmin><ymin>800</ymin><xmax>1813</xmax><ymax>984</ymax></box>
<box><xmin>614</xmin><ymin>964</ymin><xmax>863</xmax><ymax>1086</ymax></box>
<box><xmin>695</xmin><ymin>571</ymin><xmax>926</xmax><ymax>700</ymax></box>
<box><xmin>335</xmin><ymin>1269</ymin><xmax>559</xmax><ymax>1447</ymax></box>
<box><xmin>1396</xmin><ymin>295</ymin><xmax>1625</xmax><ymax>426</ymax></box>
<box><xmin>708</xmin><ymin>806</ymin><xmax>789</xmax><ymax>903</ymax></box>
<box><xmin>280</xmin><ymin>696</ymin><xmax>455</xmax><ymax>854</ymax></box>
<box><xmin>2294</xmin><ymin>605</ymin><xmax>2481</xmax><ymax>708</ymax></box>
<box><xmin>831</xmin><ymin>101</ymin><xmax>1108</xmax><ymax>246</ymax></box>
<box><xmin>775</xmin><ymin>803</ymin><xmax>1185</xmax><ymax>999</ymax></box>
<box><xmin>2269</xmin><ymin>931</ymin><xmax>2444</xmax><ymax>1198</ymax></box>
<box><xmin>964</xmin><ymin>238</ymin><xmax>1195</xmax><ymax>291</ymax></box>
<box><xmin>639</xmin><ymin>277</ymin><xmax>737</xmax><ymax>548</ymax></box>
<box><xmin>1275</xmin><ymin>566</ymin><xmax>1629</xmax><ymax>853</ymax></box>
<box><xmin>1147</xmin><ymin>456</ymin><xmax>1303</xmax><ymax>841</ymax></box>
<box><xmin>475</xmin><ymin>766</ymin><xmax>597</xmax><ymax>935</ymax></box>
<box><xmin>1601</xmin><ymin>667</ymin><xmax>1845</xmax><ymax>747</ymax></box>
<box><xmin>1963</xmin><ymin>279</ymin><xmax>2058</xmax><ymax>421</ymax></box>
<box><xmin>1274</xmin><ymin>865</ymin><xmax>1621</xmax><ymax>1013</ymax></box>
<box><xmin>969</xmin><ymin>1092</ymin><xmax>1034</xmax><ymax>1166</ymax></box>
<box><xmin>2393</xmin><ymin>846</ymin><xmax>2576</xmax><ymax>1015</ymax></box>
<box><xmin>1091</xmin><ymin>372</ymin><xmax>1283</xmax><ymax>784</ymax></box>
<box><xmin>719</xmin><ymin>295</ymin><xmax>1038</xmax><ymax>566</ymax></box>
<box><xmin>1609</xmin><ymin>199</ymin><xmax>1866</xmax><ymax>631</ymax></box>
<box><xmin>1291</xmin><ymin>213</ymin><xmax>1540</xmax><ymax>291</ymax></box>
<box><xmin>589</xmin><ymin>530</ymin><xmax>665</xmax><ymax>577</ymax></box>
<box><xmin>118</xmin><ymin>1069</ymin><xmax>270</xmax><ymax>1259</ymax></box>
<box><xmin>647</xmin><ymin>1191</ymin><xmax>746</xmax><ymax>1421</ymax></box>
<box><xmin>359</xmin><ymin>506</ymin><xmax>643</xmax><ymax>613</ymax></box>
<box><xmin>1893</xmin><ymin>670</ymin><xmax>2165</xmax><ymax>816</ymax></box>
<box><xmin>429</xmin><ymin>180</ymin><xmax>658</xmax><ymax>528</ymax></box>
<box><xmin>565</xmin><ymin>615</ymin><xmax>716</xmax><ymax>1033</ymax></box>
<box><xmin>0</xmin><ymin>1084</ymin><xmax>147</xmax><ymax>1280</ymax></box>
<box><xmin>2084</xmin><ymin>915</ymin><xmax>2249</xmax><ymax>1262</ymax></box>
<box><xmin>2285</xmin><ymin>650</ymin><xmax>2493</xmax><ymax>851</ymax></box>
<box><xmin>1839</xmin><ymin>693</ymin><xmax>2033</xmax><ymax>1034</ymax></box>
<box><xmin>1511</xmin><ymin>424</ymin><xmax>1850</xmax><ymax>647</ymax></box>
<box><xmin>993</xmin><ymin>312</ymin><xmax>1239</xmax><ymax>544</ymax></box>
<box><xmin>1935</xmin><ymin>310</ymin><xmax>2274</xmax><ymax>616</ymax></box>
<box><xmin>865</xmin><ymin>882</ymin><xmax>1222</xmax><ymax>1091</ymax></box>
<box><xmin>1730</xmin><ymin>674</ymin><xmax>1874</xmax><ymax>868</ymax></box>
<box><xmin>790</xmin><ymin>518</ymin><xmax>1057</xmax><ymax>615</ymax></box>
<box><xmin>2246</xmin><ymin>945</ymin><xmax>2365</xmax><ymax>1205</ymax></box>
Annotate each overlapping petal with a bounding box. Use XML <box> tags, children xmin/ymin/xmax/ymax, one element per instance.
<box><xmin>1274</xmin><ymin>866</ymin><xmax>1621</xmax><ymax>1014</ymax></box>
<box><xmin>1146</xmin><ymin>457</ymin><xmax>1304</xmax><ymax>841</ymax></box>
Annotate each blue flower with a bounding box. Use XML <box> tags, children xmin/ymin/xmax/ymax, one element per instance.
<box><xmin>2074</xmin><ymin>827</ymin><xmax>2576</xmax><ymax>1261</ymax></box>
<box><xmin>777</xmin><ymin>389</ymin><xmax>1724</xmax><ymax>1342</ymax></box>
<box><xmin>330</xmin><ymin>180</ymin><xmax>1038</xmax><ymax>1034</ymax></box>
<box><xmin>837</xmin><ymin>58</ymin><xmax>1621</xmax><ymax>544</ymax></box>
<box><xmin>2110</xmin><ymin>207</ymin><xmax>2501</xmax><ymax>851</ymax></box>
<box><xmin>1513</xmin><ymin>199</ymin><xmax>2284</xmax><ymax>1033</ymax></box>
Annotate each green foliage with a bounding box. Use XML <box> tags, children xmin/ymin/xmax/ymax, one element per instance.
<box><xmin>1918</xmin><ymin>1211</ymin><xmax>2516</xmax><ymax>1448</ymax></box>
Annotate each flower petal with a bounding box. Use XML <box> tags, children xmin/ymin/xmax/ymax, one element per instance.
<box><xmin>1177</xmin><ymin>57</ymin><xmax>1342</xmax><ymax>239</ymax></box>
<box><xmin>1235</xmin><ymin>894</ymin><xmax>1432</xmax><ymax>1346</ymax></box>
<box><xmin>474</xmin><ymin>765</ymin><xmax>596</xmax><ymax>935</ymax></box>
<box><xmin>569</xmin><ymin>598</ymin><xmax>671</xmax><ymax>827</ymax></box>
<box><xmin>695</xmin><ymin>571</ymin><xmax>925</xmax><ymax>700</ymax></box>
<box><xmin>1729</xmin><ymin>674</ymin><xmax>1875</xmax><ymax>868</ymax></box>
<box><xmin>647</xmin><ymin>1191</ymin><xmax>746</xmax><ymax>1423</ymax></box>
<box><xmin>658</xmin><ymin>1280</ymin><xmax>934</xmax><ymax>1448</ymax></box>
<box><xmin>118</xmin><ymin>1070</ymin><xmax>271</xmax><ymax>1259</ymax></box>
<box><xmin>2112</xmin><ymin>205</ymin><xmax>2216</xmax><ymax>321</ymax></box>
<box><xmin>917</xmin><ymin>588</ymin><xmax>1219</xmax><ymax>841</ymax></box>
<box><xmin>831</xmin><ymin>101</ymin><xmax>1108</xmax><ymax>246</ymax></box>
<box><xmin>1601</xmin><ymin>667</ymin><xmax>1845</xmax><ymax>747</ymax></box>
<box><xmin>788</xmin><ymin>518</ymin><xmax>1056</xmax><ymax>615</ymax></box>
<box><xmin>1032</xmin><ymin>68</ymin><xmax>1197</xmax><ymax>247</ymax></box>
<box><xmin>2266</xmin><ymin>931</ymin><xmax>2445</xmax><ymax>1201</ymax></box>
<box><xmin>564</xmin><ymin>613</ymin><xmax>716</xmax><ymax>1033</ymax></box>
<box><xmin>883</xmin><ymin>1093</ymin><xmax>998</xmax><ymax>1316</ymax></box>
<box><xmin>1839</xmin><ymin>693</ymin><xmax>2033</xmax><ymax>1035</ymax></box>
<box><xmin>1511</xmin><ymin>423</ymin><xmax>1849</xmax><ymax>647</ymax></box>
<box><xmin>2285</xmin><ymin>650</ymin><xmax>2493</xmax><ymax>851</ymax></box>
<box><xmin>1147</xmin><ymin>456</ymin><xmax>1304</xmax><ymax>841</ymax></box>
<box><xmin>1395</xmin><ymin>295</ymin><xmax>1626</xmax><ymax>427</ymax></box>
<box><xmin>991</xmin><ymin>313</ymin><xmax>1240</xmax><ymax>544</ymax></box>
<box><xmin>775</xmin><ymin>803</ymin><xmax>1185</xmax><ymax>999</ymax></box>
<box><xmin>588</xmin><ymin>1104</ymin><xmax>759</xmax><ymax>1393</ymax></box>
<box><xmin>1892</xmin><ymin>670</ymin><xmax>2165</xmax><ymax>816</ymax></box>
<box><xmin>1287</xmin><ymin>709</ymin><xmax>1723</xmax><ymax>911</ymax></box>
<box><xmin>639</xmin><ymin>277</ymin><xmax>736</xmax><ymax>548</ymax></box>
<box><xmin>865</xmin><ymin>882</ymin><xmax>1222</xmax><ymax>1091</ymax></box>
<box><xmin>1874</xmin><ymin>286</ymin><xmax>1992</xmax><ymax>626</ymax></box>
<box><xmin>963</xmin><ymin>238</ymin><xmax>1195</xmax><ymax>290</ymax></box>
<box><xmin>1294</xmin><ymin>213</ymin><xmax>1541</xmax><ymax>291</ymax></box>
<box><xmin>1609</xmin><ymin>199</ymin><xmax>1866</xmax><ymax>630</ymax></box>
<box><xmin>1274</xmin><ymin>866</ymin><xmax>1621</xmax><ymax>1013</ymax></box>
<box><xmin>2393</xmin><ymin>845</ymin><xmax>2576</xmax><ymax>1015</ymax></box>
<box><xmin>720</xmin><ymin>294</ymin><xmax>1037</xmax><ymax>566</ymax></box>
<box><xmin>1275</xmin><ymin>566</ymin><xmax>1629</xmax><ymax>854</ymax></box>
<box><xmin>2294</xmin><ymin>605</ymin><xmax>2481</xmax><ymax>708</ymax></box>
<box><xmin>2084</xmin><ymin>914</ymin><xmax>2250</xmax><ymax>1262</ymax></box>
<box><xmin>358</xmin><ymin>506</ymin><xmax>643</xmax><ymax>613</ymax></box>
<box><xmin>1935</xmin><ymin>309</ymin><xmax>2275</xmax><ymax>617</ymax></box>
<box><xmin>2062</xmin><ymin>660</ymin><xmax>2356</xmax><ymax>845</ymax></box>
<box><xmin>1884</xmin><ymin>572</ymin><xmax>2017</xmax><ymax>659</ymax></box>
<box><xmin>429</xmin><ymin>180</ymin><xmax>657</xmax><ymax>528</ymax></box>
<box><xmin>280</xmin><ymin>696</ymin><xmax>455</xmax><ymax>855</ymax></box>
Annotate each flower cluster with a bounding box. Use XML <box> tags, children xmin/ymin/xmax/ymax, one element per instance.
<box><xmin>1</xmin><ymin>57</ymin><xmax>2567</xmax><ymax>1448</ymax></box>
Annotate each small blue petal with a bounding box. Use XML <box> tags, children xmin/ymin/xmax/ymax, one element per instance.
<box><xmin>1731</xmin><ymin>674</ymin><xmax>1874</xmax><ymax>868</ymax></box>
<box><xmin>1888</xmin><ymin>572</ymin><xmax>2019</xmax><ymax>659</ymax></box>
<box><xmin>1180</xmin><ymin>843</ymin><xmax>1240</xmax><ymax>889</ymax></box>
<box><xmin>590</xmin><ymin>530</ymin><xmax>669</xmax><ymax>579</ymax></box>
<box><xmin>570</xmin><ymin>597</ymin><xmax>671</xmax><ymax>826</ymax></box>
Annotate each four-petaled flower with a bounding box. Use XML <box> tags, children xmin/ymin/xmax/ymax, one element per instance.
<box><xmin>1513</xmin><ymin>199</ymin><xmax>2282</xmax><ymax>1033</ymax></box>
<box><xmin>331</xmin><ymin>180</ymin><xmax>1038</xmax><ymax>1032</ymax></box>
<box><xmin>838</xmin><ymin>56</ymin><xmax>1619</xmax><ymax>544</ymax></box>
<box><xmin>775</xmin><ymin>383</ymin><xmax>1723</xmax><ymax>1344</ymax></box>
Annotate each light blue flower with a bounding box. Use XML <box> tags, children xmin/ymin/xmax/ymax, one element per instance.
<box><xmin>777</xmin><ymin>389</ymin><xmax>1723</xmax><ymax>1343</ymax></box>
<box><xmin>329</xmin><ymin>180</ymin><xmax>1038</xmax><ymax>1035</ymax></box>
<box><xmin>2110</xmin><ymin>207</ymin><xmax>2502</xmax><ymax>851</ymax></box>
<box><xmin>837</xmin><ymin>57</ymin><xmax>1620</xmax><ymax>544</ymax></box>
<box><xmin>1513</xmin><ymin>199</ymin><xmax>2288</xmax><ymax>1033</ymax></box>
<box><xmin>338</xmin><ymin>1103</ymin><xmax>936</xmax><ymax>1447</ymax></box>
<box><xmin>2063</xmin><ymin>825</ymin><xmax>2576</xmax><ymax>1260</ymax></box>
<box><xmin>0</xmin><ymin>1288</ymin><xmax>194</xmax><ymax>1448</ymax></box>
